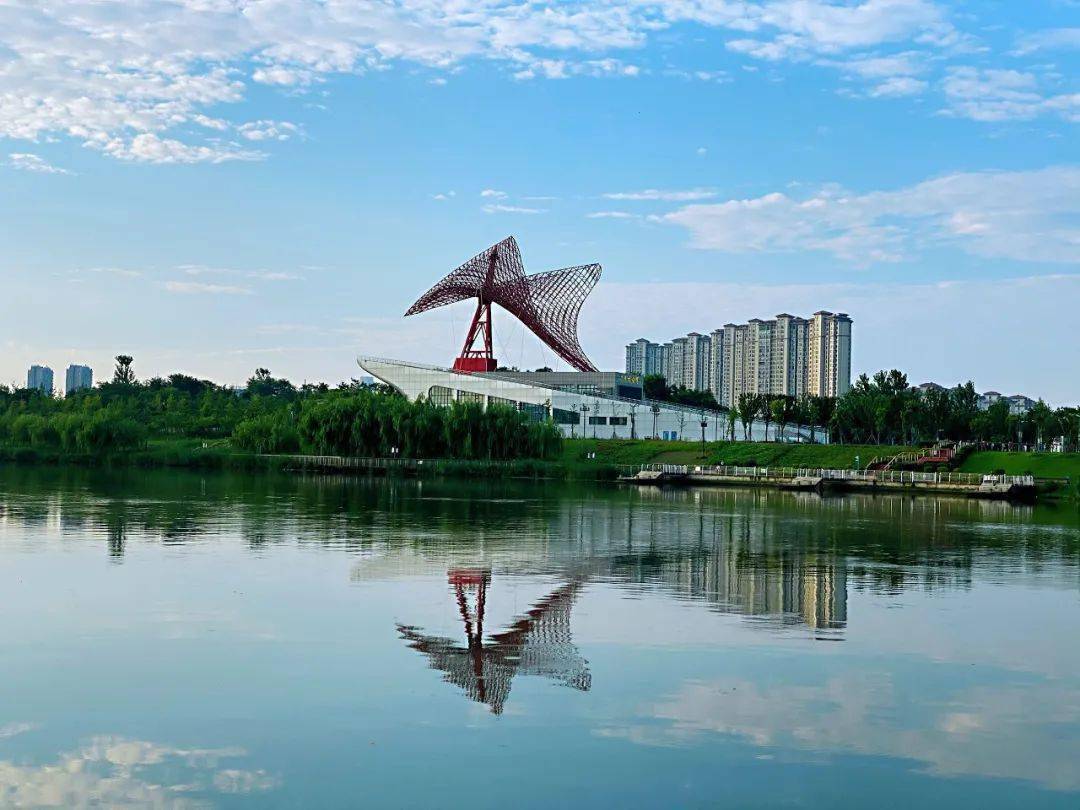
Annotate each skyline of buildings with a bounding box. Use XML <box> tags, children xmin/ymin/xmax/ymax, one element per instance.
<box><xmin>21</xmin><ymin>364</ymin><xmax>95</xmax><ymax>398</ymax></box>
<box><xmin>627</xmin><ymin>311</ymin><xmax>853</xmax><ymax>406</ymax></box>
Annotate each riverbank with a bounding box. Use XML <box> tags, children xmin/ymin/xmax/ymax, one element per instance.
<box><xmin>1</xmin><ymin>438</ymin><xmax>1076</xmax><ymax>497</ymax></box>
<box><xmin>0</xmin><ymin>437</ymin><xmax>924</xmax><ymax>475</ymax></box>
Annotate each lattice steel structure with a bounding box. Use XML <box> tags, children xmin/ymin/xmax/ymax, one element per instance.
<box><xmin>404</xmin><ymin>236</ymin><xmax>601</xmax><ymax>373</ymax></box>
<box><xmin>397</xmin><ymin>572</ymin><xmax>591</xmax><ymax>715</ymax></box>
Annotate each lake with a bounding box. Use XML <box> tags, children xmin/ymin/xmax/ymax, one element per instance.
<box><xmin>1</xmin><ymin>466</ymin><xmax>1078</xmax><ymax>808</ymax></box>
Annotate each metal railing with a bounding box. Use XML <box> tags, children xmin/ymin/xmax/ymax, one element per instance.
<box><xmin>639</xmin><ymin>463</ymin><xmax>1036</xmax><ymax>487</ymax></box>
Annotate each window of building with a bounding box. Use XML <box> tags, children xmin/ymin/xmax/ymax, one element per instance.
<box><xmin>588</xmin><ymin>416</ymin><xmax>608</xmax><ymax>425</ymax></box>
<box><xmin>609</xmin><ymin>416</ymin><xmax>628</xmax><ymax>426</ymax></box>
<box><xmin>428</xmin><ymin>385</ymin><xmax>453</xmax><ymax>406</ymax></box>
<box><xmin>518</xmin><ymin>402</ymin><xmax>547</xmax><ymax>422</ymax></box>
<box><xmin>457</xmin><ymin>391</ymin><xmax>483</xmax><ymax>404</ymax></box>
<box><xmin>552</xmin><ymin>408</ymin><xmax>579</xmax><ymax>425</ymax></box>
<box><xmin>487</xmin><ymin>395</ymin><xmax>516</xmax><ymax>410</ymax></box>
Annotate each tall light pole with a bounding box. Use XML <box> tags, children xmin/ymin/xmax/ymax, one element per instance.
<box><xmin>699</xmin><ymin>409</ymin><xmax>708</xmax><ymax>459</ymax></box>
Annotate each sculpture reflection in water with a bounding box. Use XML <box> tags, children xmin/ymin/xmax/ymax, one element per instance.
<box><xmin>397</xmin><ymin>568</ymin><xmax>591</xmax><ymax>714</ymax></box>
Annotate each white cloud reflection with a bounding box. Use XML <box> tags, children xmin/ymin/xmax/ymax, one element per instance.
<box><xmin>597</xmin><ymin>672</ymin><xmax>1080</xmax><ymax>791</ymax></box>
<box><xmin>0</xmin><ymin>735</ymin><xmax>279</xmax><ymax>807</ymax></box>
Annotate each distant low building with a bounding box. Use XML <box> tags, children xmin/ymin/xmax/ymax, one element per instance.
<box><xmin>977</xmin><ymin>390</ymin><xmax>1002</xmax><ymax>411</ymax></box>
<box><xmin>27</xmin><ymin>365</ymin><xmax>54</xmax><ymax>395</ymax></box>
<box><xmin>65</xmin><ymin>364</ymin><xmax>93</xmax><ymax>396</ymax></box>
<box><xmin>1006</xmin><ymin>394</ymin><xmax>1036</xmax><ymax>415</ymax></box>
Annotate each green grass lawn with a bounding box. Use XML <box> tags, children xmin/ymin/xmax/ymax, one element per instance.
<box><xmin>958</xmin><ymin>451</ymin><xmax>1080</xmax><ymax>480</ymax></box>
<box><xmin>562</xmin><ymin>438</ymin><xmax>915</xmax><ymax>470</ymax></box>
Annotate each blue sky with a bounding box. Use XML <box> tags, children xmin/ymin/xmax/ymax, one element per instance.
<box><xmin>1</xmin><ymin>1</ymin><xmax>1078</xmax><ymax>401</ymax></box>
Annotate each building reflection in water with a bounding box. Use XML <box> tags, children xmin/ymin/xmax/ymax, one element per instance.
<box><xmin>398</xmin><ymin>569</ymin><xmax>591</xmax><ymax>714</ymax></box>
<box><xmin>607</xmin><ymin>547</ymin><xmax>847</xmax><ymax>635</ymax></box>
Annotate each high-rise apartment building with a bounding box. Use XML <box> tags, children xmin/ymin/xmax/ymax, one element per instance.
<box><xmin>624</xmin><ymin>339</ymin><xmax>662</xmax><ymax>377</ymax></box>
<box><xmin>669</xmin><ymin>336</ymin><xmax>688</xmax><ymax>390</ymax></box>
<box><xmin>807</xmin><ymin>311</ymin><xmax>852</xmax><ymax>398</ymax></box>
<box><xmin>27</xmin><ymin>365</ymin><xmax>54</xmax><ymax>395</ymax></box>
<box><xmin>683</xmin><ymin>332</ymin><xmax>711</xmax><ymax>391</ymax></box>
<box><xmin>708</xmin><ymin>328</ymin><xmax>725</xmax><ymax>405</ymax></box>
<box><xmin>628</xmin><ymin>311</ymin><xmax>852</xmax><ymax>406</ymax></box>
<box><xmin>774</xmin><ymin>314</ymin><xmax>809</xmax><ymax>398</ymax></box>
<box><xmin>65</xmin><ymin>364</ymin><xmax>93</xmax><ymax>395</ymax></box>
<box><xmin>719</xmin><ymin>323</ymin><xmax>747</xmax><ymax>408</ymax></box>
<box><xmin>659</xmin><ymin>342</ymin><xmax>673</xmax><ymax>382</ymax></box>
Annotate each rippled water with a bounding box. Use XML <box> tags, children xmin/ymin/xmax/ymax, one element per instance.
<box><xmin>1</xmin><ymin>466</ymin><xmax>1078</xmax><ymax>808</ymax></box>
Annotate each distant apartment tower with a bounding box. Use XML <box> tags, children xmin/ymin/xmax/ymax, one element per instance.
<box><xmin>65</xmin><ymin>364</ymin><xmax>93</xmax><ymax>395</ymax></box>
<box><xmin>27</xmin><ymin>365</ymin><xmax>54</xmax><ymax>395</ymax></box>
<box><xmin>708</xmin><ymin>328</ymin><xmax>725</xmax><ymax>405</ymax></box>
<box><xmin>807</xmin><ymin>311</ymin><xmax>852</xmax><ymax>398</ymax></box>
<box><xmin>624</xmin><ymin>338</ymin><xmax>662</xmax><ymax>377</ymax></box>
<box><xmin>774</xmin><ymin>314</ymin><xmax>809</xmax><ymax>398</ymax></box>
<box><xmin>631</xmin><ymin>311</ymin><xmax>852</xmax><ymax>407</ymax></box>
<box><xmin>683</xmin><ymin>332</ymin><xmax>711</xmax><ymax>391</ymax></box>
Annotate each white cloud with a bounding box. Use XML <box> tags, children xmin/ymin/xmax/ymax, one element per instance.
<box><xmin>586</xmin><ymin>211</ymin><xmax>642</xmax><ymax>219</ymax></box>
<box><xmin>941</xmin><ymin>67</ymin><xmax>1080</xmax><ymax>123</ymax></box>
<box><xmin>0</xmin><ymin>722</ymin><xmax>36</xmax><ymax>739</ymax></box>
<box><xmin>247</xmin><ymin>271</ymin><xmax>303</xmax><ymax>281</ymax></box>
<box><xmin>101</xmin><ymin>134</ymin><xmax>264</xmax><ymax>165</ymax></box>
<box><xmin>0</xmin><ymin>0</ymin><xmax>1019</xmax><ymax>168</ymax></box>
<box><xmin>8</xmin><ymin>153</ymin><xmax>71</xmax><ymax>174</ymax></box>
<box><xmin>85</xmin><ymin>267</ymin><xmax>142</xmax><ymax>278</ymax></box>
<box><xmin>480</xmin><ymin>189</ymin><xmax>508</xmax><ymax>198</ymax></box>
<box><xmin>481</xmin><ymin>203</ymin><xmax>546</xmax><ymax>214</ymax></box>
<box><xmin>178</xmin><ymin>266</ymin><xmax>301</xmax><ymax>282</ymax></box>
<box><xmin>605</xmin><ymin>188</ymin><xmax>718</xmax><ymax>201</ymax></box>
<box><xmin>717</xmin><ymin>0</ymin><xmax>956</xmax><ymax>61</ymax></box>
<box><xmin>1013</xmin><ymin>28</ymin><xmax>1080</xmax><ymax>55</ymax></box>
<box><xmin>512</xmin><ymin>57</ymin><xmax>641</xmax><ymax>80</ymax></box>
<box><xmin>237</xmin><ymin>120</ymin><xmax>302</xmax><ymax>142</ymax></box>
<box><xmin>662</xmin><ymin>166</ymin><xmax>1080</xmax><ymax>265</ymax></box>
<box><xmin>164</xmin><ymin>281</ymin><xmax>252</xmax><ymax>295</ymax></box>
<box><xmin>663</xmin><ymin>68</ymin><xmax>730</xmax><ymax>83</ymax></box>
<box><xmin>868</xmin><ymin>76</ymin><xmax>928</xmax><ymax>96</ymax></box>
<box><xmin>431</xmin><ymin>191</ymin><xmax>455</xmax><ymax>201</ymax></box>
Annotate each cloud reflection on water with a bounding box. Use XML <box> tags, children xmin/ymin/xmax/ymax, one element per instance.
<box><xmin>597</xmin><ymin>672</ymin><xmax>1080</xmax><ymax>791</ymax></box>
<box><xmin>0</xmin><ymin>734</ymin><xmax>278</xmax><ymax>808</ymax></box>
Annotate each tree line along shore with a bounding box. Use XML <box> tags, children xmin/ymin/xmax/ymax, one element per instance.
<box><xmin>1</xmin><ymin>357</ymin><xmax>1076</xmax><ymax>496</ymax></box>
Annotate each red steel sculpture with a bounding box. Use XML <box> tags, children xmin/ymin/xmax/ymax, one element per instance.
<box><xmin>404</xmin><ymin>236</ymin><xmax>601</xmax><ymax>373</ymax></box>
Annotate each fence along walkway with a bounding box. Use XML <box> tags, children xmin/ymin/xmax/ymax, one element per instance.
<box><xmin>638</xmin><ymin>464</ymin><xmax>1036</xmax><ymax>488</ymax></box>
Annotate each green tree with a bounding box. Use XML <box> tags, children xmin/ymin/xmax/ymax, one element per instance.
<box><xmin>113</xmin><ymin>355</ymin><xmax>136</xmax><ymax>385</ymax></box>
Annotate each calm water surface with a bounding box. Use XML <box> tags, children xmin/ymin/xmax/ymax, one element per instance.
<box><xmin>1</xmin><ymin>466</ymin><xmax>1079</xmax><ymax>808</ymax></box>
